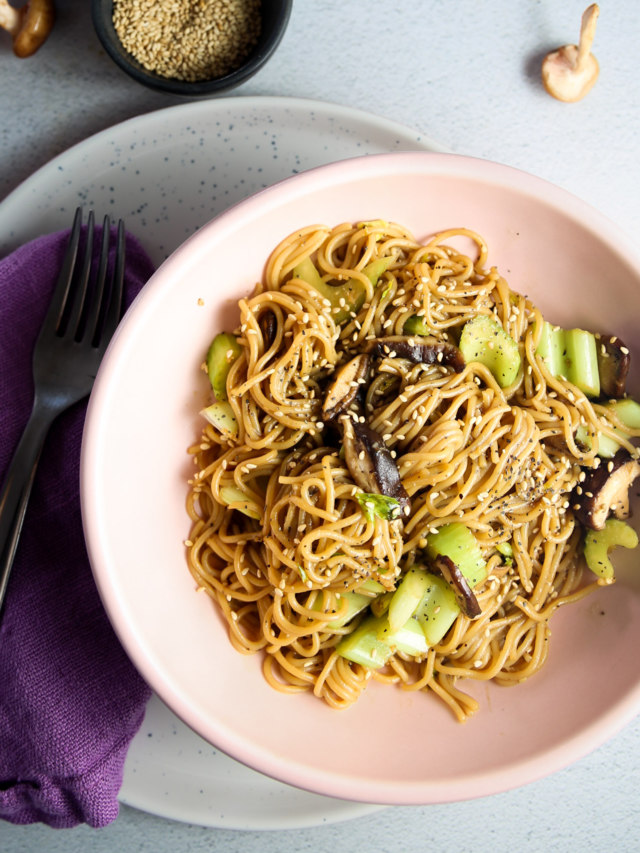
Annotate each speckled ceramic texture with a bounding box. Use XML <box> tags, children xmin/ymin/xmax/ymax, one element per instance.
<box><xmin>0</xmin><ymin>97</ymin><xmax>439</xmax><ymax>830</ymax></box>
<box><xmin>125</xmin><ymin>694</ymin><xmax>380</xmax><ymax>830</ymax></box>
<box><xmin>0</xmin><ymin>96</ymin><xmax>441</xmax><ymax>264</ymax></box>
<box><xmin>80</xmin><ymin>150</ymin><xmax>640</xmax><ymax>807</ymax></box>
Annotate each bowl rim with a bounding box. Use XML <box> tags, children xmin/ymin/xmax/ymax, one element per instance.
<box><xmin>91</xmin><ymin>0</ymin><xmax>293</xmax><ymax>95</ymax></box>
<box><xmin>81</xmin><ymin>150</ymin><xmax>640</xmax><ymax>804</ymax></box>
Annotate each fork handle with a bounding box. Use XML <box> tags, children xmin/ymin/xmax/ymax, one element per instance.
<box><xmin>0</xmin><ymin>400</ymin><xmax>58</xmax><ymax>616</ymax></box>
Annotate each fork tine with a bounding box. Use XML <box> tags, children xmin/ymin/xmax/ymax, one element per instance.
<box><xmin>83</xmin><ymin>215</ymin><xmax>111</xmax><ymax>346</ymax></box>
<box><xmin>99</xmin><ymin>219</ymin><xmax>126</xmax><ymax>343</ymax></box>
<box><xmin>39</xmin><ymin>207</ymin><xmax>83</xmax><ymax>337</ymax></box>
<box><xmin>63</xmin><ymin>209</ymin><xmax>95</xmax><ymax>341</ymax></box>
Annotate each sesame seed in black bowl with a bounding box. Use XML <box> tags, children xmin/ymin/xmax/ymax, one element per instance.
<box><xmin>91</xmin><ymin>0</ymin><xmax>293</xmax><ymax>96</ymax></box>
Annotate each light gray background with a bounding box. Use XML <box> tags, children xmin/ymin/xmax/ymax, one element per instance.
<box><xmin>2</xmin><ymin>1</ymin><xmax>640</xmax><ymax>851</ymax></box>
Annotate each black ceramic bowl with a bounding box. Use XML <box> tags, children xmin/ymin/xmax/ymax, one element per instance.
<box><xmin>91</xmin><ymin>0</ymin><xmax>292</xmax><ymax>96</ymax></box>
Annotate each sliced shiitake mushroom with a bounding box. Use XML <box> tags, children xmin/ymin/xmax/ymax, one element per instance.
<box><xmin>597</xmin><ymin>335</ymin><xmax>630</xmax><ymax>399</ymax></box>
<box><xmin>573</xmin><ymin>448</ymin><xmax>640</xmax><ymax>530</ymax></box>
<box><xmin>322</xmin><ymin>354</ymin><xmax>371</xmax><ymax>421</ymax></box>
<box><xmin>340</xmin><ymin>415</ymin><xmax>410</xmax><ymax>516</ymax></box>
<box><xmin>433</xmin><ymin>554</ymin><xmax>481</xmax><ymax>619</ymax></box>
<box><xmin>259</xmin><ymin>310</ymin><xmax>278</xmax><ymax>349</ymax></box>
<box><xmin>541</xmin><ymin>4</ymin><xmax>600</xmax><ymax>103</ymax></box>
<box><xmin>364</xmin><ymin>335</ymin><xmax>465</xmax><ymax>372</ymax></box>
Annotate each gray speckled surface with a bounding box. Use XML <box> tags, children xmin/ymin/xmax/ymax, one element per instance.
<box><xmin>2</xmin><ymin>0</ymin><xmax>640</xmax><ymax>850</ymax></box>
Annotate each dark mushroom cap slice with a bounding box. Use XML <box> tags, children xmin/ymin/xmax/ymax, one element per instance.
<box><xmin>340</xmin><ymin>415</ymin><xmax>410</xmax><ymax>515</ymax></box>
<box><xmin>365</xmin><ymin>335</ymin><xmax>465</xmax><ymax>372</ymax></box>
<box><xmin>433</xmin><ymin>554</ymin><xmax>481</xmax><ymax>619</ymax></box>
<box><xmin>596</xmin><ymin>335</ymin><xmax>630</xmax><ymax>399</ymax></box>
<box><xmin>573</xmin><ymin>448</ymin><xmax>640</xmax><ymax>530</ymax></box>
<box><xmin>259</xmin><ymin>310</ymin><xmax>278</xmax><ymax>349</ymax></box>
<box><xmin>322</xmin><ymin>354</ymin><xmax>371</xmax><ymax>421</ymax></box>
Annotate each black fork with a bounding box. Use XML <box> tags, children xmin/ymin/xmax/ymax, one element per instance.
<box><xmin>0</xmin><ymin>208</ymin><xmax>126</xmax><ymax>617</ymax></box>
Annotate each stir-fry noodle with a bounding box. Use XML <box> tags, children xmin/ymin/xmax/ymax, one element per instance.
<box><xmin>185</xmin><ymin>221</ymin><xmax>639</xmax><ymax>720</ymax></box>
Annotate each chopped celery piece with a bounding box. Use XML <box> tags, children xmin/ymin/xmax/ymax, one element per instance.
<box><xmin>425</xmin><ymin>523</ymin><xmax>487</xmax><ymax>587</ymax></box>
<box><xmin>583</xmin><ymin>518</ymin><xmax>639</xmax><ymax>580</ymax></box>
<box><xmin>336</xmin><ymin>614</ymin><xmax>391</xmax><ymax>668</ymax></box>
<box><xmin>459</xmin><ymin>314</ymin><xmax>521</xmax><ymax>387</ymax></box>
<box><xmin>403</xmin><ymin>315</ymin><xmax>431</xmax><ymax>335</ymax></box>
<box><xmin>293</xmin><ymin>255</ymin><xmax>325</xmax><ymax>290</ymax></box>
<box><xmin>575</xmin><ymin>398</ymin><xmax>640</xmax><ymax>459</ymax></box>
<box><xmin>362</xmin><ymin>256</ymin><xmax>395</xmax><ymax>286</ymax></box>
<box><xmin>414</xmin><ymin>572</ymin><xmax>460</xmax><ymax>645</ymax></box>
<box><xmin>388</xmin><ymin>566</ymin><xmax>432</xmax><ymax>632</ymax></box>
<box><xmin>496</xmin><ymin>541</ymin><xmax>514</xmax><ymax>566</ymax></box>
<box><xmin>575</xmin><ymin>424</ymin><xmax>623</xmax><ymax>459</ymax></box>
<box><xmin>294</xmin><ymin>256</ymin><xmax>364</xmax><ymax>324</ymax></box>
<box><xmin>293</xmin><ymin>255</ymin><xmax>393</xmax><ymax>324</ymax></box>
<box><xmin>607</xmin><ymin>398</ymin><xmax>640</xmax><ymax>428</ymax></box>
<box><xmin>564</xmin><ymin>329</ymin><xmax>600</xmax><ymax>398</ymax></box>
<box><xmin>206</xmin><ymin>332</ymin><xmax>241</xmax><ymax>401</ymax></box>
<box><xmin>200</xmin><ymin>401</ymin><xmax>238</xmax><ymax>439</ymax></box>
<box><xmin>355</xmin><ymin>578</ymin><xmax>387</xmax><ymax>596</ymax></box>
<box><xmin>376</xmin><ymin>615</ymin><xmax>430</xmax><ymax>656</ymax></box>
<box><xmin>356</xmin><ymin>492</ymin><xmax>401</xmax><ymax>522</ymax></box>
<box><xmin>370</xmin><ymin>590</ymin><xmax>393</xmax><ymax>617</ymax></box>
<box><xmin>219</xmin><ymin>485</ymin><xmax>261</xmax><ymax>520</ymax></box>
<box><xmin>337</xmin><ymin>612</ymin><xmax>428</xmax><ymax>669</ymax></box>
<box><xmin>313</xmin><ymin>579</ymin><xmax>385</xmax><ymax>629</ymax></box>
<box><xmin>535</xmin><ymin>320</ymin><xmax>564</xmax><ymax>377</ymax></box>
<box><xmin>535</xmin><ymin>322</ymin><xmax>600</xmax><ymax>397</ymax></box>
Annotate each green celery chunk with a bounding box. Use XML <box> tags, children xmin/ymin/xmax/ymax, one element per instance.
<box><xmin>219</xmin><ymin>485</ymin><xmax>261</xmax><ymax>520</ymax></box>
<box><xmin>535</xmin><ymin>322</ymin><xmax>600</xmax><ymax>397</ymax></box>
<box><xmin>535</xmin><ymin>320</ymin><xmax>564</xmax><ymax>377</ymax></box>
<box><xmin>607</xmin><ymin>398</ymin><xmax>640</xmax><ymax>428</ymax></box>
<box><xmin>356</xmin><ymin>492</ymin><xmax>401</xmax><ymax>522</ymax></box>
<box><xmin>376</xmin><ymin>614</ymin><xmax>430</xmax><ymax>656</ymax></box>
<box><xmin>313</xmin><ymin>579</ymin><xmax>385</xmax><ymax>629</ymax></box>
<box><xmin>583</xmin><ymin>518</ymin><xmax>639</xmax><ymax>580</ymax></box>
<box><xmin>564</xmin><ymin>329</ymin><xmax>600</xmax><ymax>398</ymax></box>
<box><xmin>496</xmin><ymin>541</ymin><xmax>514</xmax><ymax>566</ymax></box>
<box><xmin>414</xmin><ymin>572</ymin><xmax>460</xmax><ymax>645</ymax></box>
<box><xmin>200</xmin><ymin>401</ymin><xmax>239</xmax><ymax>439</ymax></box>
<box><xmin>575</xmin><ymin>398</ymin><xmax>640</xmax><ymax>459</ymax></box>
<box><xmin>425</xmin><ymin>522</ymin><xmax>487</xmax><ymax>587</ymax></box>
<box><xmin>387</xmin><ymin>566</ymin><xmax>432</xmax><ymax>632</ymax></box>
<box><xmin>403</xmin><ymin>315</ymin><xmax>431</xmax><ymax>336</ymax></box>
<box><xmin>292</xmin><ymin>255</ymin><xmax>324</xmax><ymax>290</ymax></box>
<box><xmin>293</xmin><ymin>255</ymin><xmax>393</xmax><ymax>324</ymax></box>
<box><xmin>337</xmin><ymin>612</ymin><xmax>428</xmax><ymax>669</ymax></box>
<box><xmin>459</xmin><ymin>314</ymin><xmax>521</xmax><ymax>387</ymax></box>
<box><xmin>575</xmin><ymin>424</ymin><xmax>624</xmax><ymax>459</ymax></box>
<box><xmin>370</xmin><ymin>590</ymin><xmax>393</xmax><ymax>617</ymax></box>
<box><xmin>362</xmin><ymin>256</ymin><xmax>395</xmax><ymax>286</ymax></box>
<box><xmin>206</xmin><ymin>332</ymin><xmax>241</xmax><ymax>401</ymax></box>
<box><xmin>336</xmin><ymin>614</ymin><xmax>390</xmax><ymax>668</ymax></box>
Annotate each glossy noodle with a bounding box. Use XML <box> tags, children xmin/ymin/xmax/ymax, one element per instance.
<box><xmin>185</xmin><ymin>221</ymin><xmax>637</xmax><ymax>721</ymax></box>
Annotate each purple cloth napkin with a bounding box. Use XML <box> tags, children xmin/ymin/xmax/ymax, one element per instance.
<box><xmin>0</xmin><ymin>224</ymin><xmax>155</xmax><ymax>828</ymax></box>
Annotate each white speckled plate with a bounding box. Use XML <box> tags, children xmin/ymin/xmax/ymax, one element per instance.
<box><xmin>0</xmin><ymin>95</ymin><xmax>444</xmax><ymax>264</ymax></box>
<box><xmin>0</xmin><ymin>96</ymin><xmax>443</xmax><ymax>830</ymax></box>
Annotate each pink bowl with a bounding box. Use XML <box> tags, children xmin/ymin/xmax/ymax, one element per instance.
<box><xmin>81</xmin><ymin>152</ymin><xmax>640</xmax><ymax>804</ymax></box>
